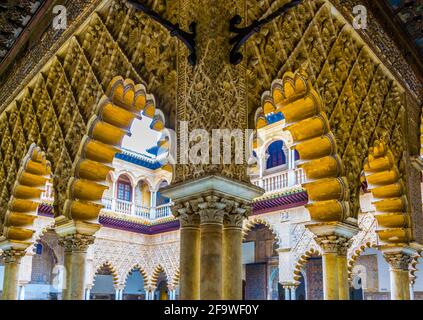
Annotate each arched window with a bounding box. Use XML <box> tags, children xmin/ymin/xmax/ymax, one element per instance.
<box><xmin>156</xmin><ymin>180</ymin><xmax>170</xmax><ymax>206</ymax></box>
<box><xmin>117</xmin><ymin>175</ymin><xmax>132</xmax><ymax>202</ymax></box>
<box><xmin>266</xmin><ymin>141</ymin><xmax>286</xmax><ymax>169</ymax></box>
<box><xmin>294</xmin><ymin>149</ymin><xmax>300</xmax><ymax>161</ymax></box>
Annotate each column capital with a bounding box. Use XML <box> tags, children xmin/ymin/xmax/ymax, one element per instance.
<box><xmin>315</xmin><ymin>235</ymin><xmax>349</xmax><ymax>254</ymax></box>
<box><xmin>2</xmin><ymin>249</ymin><xmax>26</xmax><ymax>263</ymax></box>
<box><xmin>58</xmin><ymin>233</ymin><xmax>95</xmax><ymax>253</ymax></box>
<box><xmin>384</xmin><ymin>252</ymin><xmax>413</xmax><ymax>271</ymax></box>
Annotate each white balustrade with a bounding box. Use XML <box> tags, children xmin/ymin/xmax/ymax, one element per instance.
<box><xmin>294</xmin><ymin>168</ymin><xmax>306</xmax><ymax>185</ymax></box>
<box><xmin>40</xmin><ymin>182</ymin><xmax>54</xmax><ymax>203</ymax></box>
<box><xmin>134</xmin><ymin>202</ymin><xmax>150</xmax><ymax>219</ymax></box>
<box><xmin>102</xmin><ymin>197</ymin><xmax>113</xmax><ymax>210</ymax></box>
<box><xmin>251</xmin><ymin>168</ymin><xmax>306</xmax><ymax>194</ymax></box>
<box><xmin>155</xmin><ymin>203</ymin><xmax>173</xmax><ymax>219</ymax></box>
<box><xmin>115</xmin><ymin>199</ymin><xmax>133</xmax><ymax>215</ymax></box>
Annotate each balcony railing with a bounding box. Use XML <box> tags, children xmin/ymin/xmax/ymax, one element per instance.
<box><xmin>101</xmin><ymin>197</ymin><xmax>173</xmax><ymax>220</ymax></box>
<box><xmin>251</xmin><ymin>168</ymin><xmax>306</xmax><ymax>194</ymax></box>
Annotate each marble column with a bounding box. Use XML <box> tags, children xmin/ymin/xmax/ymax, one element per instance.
<box><xmin>177</xmin><ymin>211</ymin><xmax>201</xmax><ymax>300</ymax></box>
<box><xmin>223</xmin><ymin>207</ymin><xmax>246</xmax><ymax>300</ymax></box>
<box><xmin>384</xmin><ymin>252</ymin><xmax>412</xmax><ymax>300</ymax></box>
<box><xmin>18</xmin><ymin>285</ymin><xmax>26</xmax><ymax>300</ymax></box>
<box><xmin>316</xmin><ymin>236</ymin><xmax>341</xmax><ymax>300</ymax></box>
<box><xmin>290</xmin><ymin>286</ymin><xmax>297</xmax><ymax>300</ymax></box>
<box><xmin>199</xmin><ymin>196</ymin><xmax>225</xmax><ymax>300</ymax></box>
<box><xmin>337</xmin><ymin>241</ymin><xmax>350</xmax><ymax>300</ymax></box>
<box><xmin>162</xmin><ymin>176</ymin><xmax>262</xmax><ymax>301</ymax></box>
<box><xmin>1</xmin><ymin>249</ymin><xmax>26</xmax><ymax>300</ymax></box>
<box><xmin>85</xmin><ymin>287</ymin><xmax>91</xmax><ymax>300</ymax></box>
<box><xmin>60</xmin><ymin>234</ymin><xmax>95</xmax><ymax>300</ymax></box>
<box><xmin>283</xmin><ymin>286</ymin><xmax>290</xmax><ymax>301</ymax></box>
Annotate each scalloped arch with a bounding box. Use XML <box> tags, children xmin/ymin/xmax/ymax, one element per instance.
<box><xmin>63</xmin><ymin>76</ymin><xmax>172</xmax><ymax>223</ymax></box>
<box><xmin>363</xmin><ymin>140</ymin><xmax>411</xmax><ymax>245</ymax></box>
<box><xmin>292</xmin><ymin>248</ymin><xmax>322</xmax><ymax>284</ymax></box>
<box><xmin>243</xmin><ymin>218</ymin><xmax>280</xmax><ymax>248</ymax></box>
<box><xmin>150</xmin><ymin>264</ymin><xmax>169</xmax><ymax>288</ymax></box>
<box><xmin>255</xmin><ymin>67</ymin><xmax>350</xmax><ymax>223</ymax></box>
<box><xmin>93</xmin><ymin>261</ymin><xmax>120</xmax><ymax>286</ymax></box>
<box><xmin>347</xmin><ymin>242</ymin><xmax>377</xmax><ymax>281</ymax></box>
<box><xmin>1</xmin><ymin>143</ymin><xmax>51</xmax><ymax>250</ymax></box>
<box><xmin>122</xmin><ymin>264</ymin><xmax>149</xmax><ymax>288</ymax></box>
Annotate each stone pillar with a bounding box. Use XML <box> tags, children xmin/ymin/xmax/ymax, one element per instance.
<box><xmin>337</xmin><ymin>241</ymin><xmax>350</xmax><ymax>300</ymax></box>
<box><xmin>222</xmin><ymin>207</ymin><xmax>246</xmax><ymax>300</ymax></box>
<box><xmin>1</xmin><ymin>249</ymin><xmax>26</xmax><ymax>300</ymax></box>
<box><xmin>59</xmin><ymin>234</ymin><xmax>95</xmax><ymax>300</ymax></box>
<box><xmin>410</xmin><ymin>282</ymin><xmax>415</xmax><ymax>301</ymax></box>
<box><xmin>199</xmin><ymin>196</ymin><xmax>225</xmax><ymax>300</ymax></box>
<box><xmin>18</xmin><ymin>284</ymin><xmax>26</xmax><ymax>300</ymax></box>
<box><xmin>85</xmin><ymin>287</ymin><xmax>91</xmax><ymax>300</ymax></box>
<box><xmin>161</xmin><ymin>176</ymin><xmax>263</xmax><ymax>301</ymax></box>
<box><xmin>283</xmin><ymin>286</ymin><xmax>290</xmax><ymax>300</ymax></box>
<box><xmin>177</xmin><ymin>210</ymin><xmax>201</xmax><ymax>300</ymax></box>
<box><xmin>384</xmin><ymin>252</ymin><xmax>412</xmax><ymax>300</ymax></box>
<box><xmin>290</xmin><ymin>286</ymin><xmax>297</xmax><ymax>300</ymax></box>
<box><xmin>316</xmin><ymin>236</ymin><xmax>340</xmax><ymax>300</ymax></box>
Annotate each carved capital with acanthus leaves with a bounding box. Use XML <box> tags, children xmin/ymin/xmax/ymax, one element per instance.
<box><xmin>2</xmin><ymin>249</ymin><xmax>26</xmax><ymax>264</ymax></box>
<box><xmin>59</xmin><ymin>234</ymin><xmax>95</xmax><ymax>253</ymax></box>
<box><xmin>383</xmin><ymin>252</ymin><xmax>413</xmax><ymax>271</ymax></box>
<box><xmin>315</xmin><ymin>235</ymin><xmax>349</xmax><ymax>254</ymax></box>
<box><xmin>172</xmin><ymin>194</ymin><xmax>251</xmax><ymax>226</ymax></box>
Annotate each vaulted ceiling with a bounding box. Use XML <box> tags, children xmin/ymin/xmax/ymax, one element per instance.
<box><xmin>384</xmin><ymin>0</ymin><xmax>423</xmax><ymax>56</ymax></box>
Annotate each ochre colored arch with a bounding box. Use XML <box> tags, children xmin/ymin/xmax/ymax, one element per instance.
<box><xmin>1</xmin><ymin>143</ymin><xmax>51</xmax><ymax>250</ymax></box>
<box><xmin>243</xmin><ymin>218</ymin><xmax>280</xmax><ymax>247</ymax></box>
<box><xmin>150</xmin><ymin>265</ymin><xmax>167</xmax><ymax>288</ymax></box>
<box><xmin>94</xmin><ymin>261</ymin><xmax>120</xmax><ymax>286</ymax></box>
<box><xmin>124</xmin><ymin>264</ymin><xmax>149</xmax><ymax>287</ymax></box>
<box><xmin>63</xmin><ymin>77</ymin><xmax>172</xmax><ymax>223</ymax></box>
<box><xmin>256</xmin><ymin>67</ymin><xmax>349</xmax><ymax>223</ymax></box>
<box><xmin>292</xmin><ymin>248</ymin><xmax>321</xmax><ymax>284</ymax></box>
<box><xmin>363</xmin><ymin>140</ymin><xmax>411</xmax><ymax>244</ymax></box>
<box><xmin>347</xmin><ymin>242</ymin><xmax>376</xmax><ymax>281</ymax></box>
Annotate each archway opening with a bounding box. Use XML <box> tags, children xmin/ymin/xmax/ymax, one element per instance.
<box><xmin>123</xmin><ymin>269</ymin><xmax>146</xmax><ymax>300</ymax></box>
<box><xmin>90</xmin><ymin>264</ymin><xmax>116</xmax><ymax>300</ymax></box>
<box><xmin>154</xmin><ymin>271</ymin><xmax>168</xmax><ymax>300</ymax></box>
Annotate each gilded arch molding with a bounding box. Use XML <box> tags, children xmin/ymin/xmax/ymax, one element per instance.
<box><xmin>0</xmin><ymin>143</ymin><xmax>51</xmax><ymax>251</ymax></box>
<box><xmin>256</xmin><ymin>68</ymin><xmax>350</xmax><ymax>223</ymax></box>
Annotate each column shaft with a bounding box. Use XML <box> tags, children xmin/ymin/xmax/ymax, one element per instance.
<box><xmin>63</xmin><ymin>250</ymin><xmax>88</xmax><ymax>300</ymax></box>
<box><xmin>2</xmin><ymin>250</ymin><xmax>25</xmax><ymax>300</ymax></box>
<box><xmin>222</xmin><ymin>224</ymin><xmax>243</xmax><ymax>299</ymax></box>
<box><xmin>337</xmin><ymin>254</ymin><xmax>350</xmax><ymax>300</ymax></box>
<box><xmin>60</xmin><ymin>234</ymin><xmax>94</xmax><ymax>300</ymax></box>
<box><xmin>200</xmin><ymin>220</ymin><xmax>223</xmax><ymax>299</ymax></box>
<box><xmin>179</xmin><ymin>223</ymin><xmax>200</xmax><ymax>299</ymax></box>
<box><xmin>322</xmin><ymin>252</ymin><xmax>339</xmax><ymax>300</ymax></box>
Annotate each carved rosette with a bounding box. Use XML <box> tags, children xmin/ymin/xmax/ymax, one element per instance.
<box><xmin>2</xmin><ymin>249</ymin><xmax>26</xmax><ymax>264</ymax></box>
<box><xmin>315</xmin><ymin>235</ymin><xmax>348</xmax><ymax>254</ymax></box>
<box><xmin>58</xmin><ymin>234</ymin><xmax>95</xmax><ymax>253</ymax></box>
<box><xmin>383</xmin><ymin>252</ymin><xmax>413</xmax><ymax>271</ymax></box>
